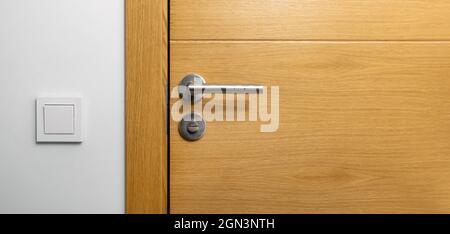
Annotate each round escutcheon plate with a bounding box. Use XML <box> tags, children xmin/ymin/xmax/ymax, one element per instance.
<box><xmin>178</xmin><ymin>112</ymin><xmax>206</xmax><ymax>141</ymax></box>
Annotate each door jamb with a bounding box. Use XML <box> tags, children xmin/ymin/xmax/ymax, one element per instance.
<box><xmin>125</xmin><ymin>0</ymin><xmax>168</xmax><ymax>214</ymax></box>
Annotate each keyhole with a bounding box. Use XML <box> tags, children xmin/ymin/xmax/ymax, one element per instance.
<box><xmin>187</xmin><ymin>121</ymin><xmax>200</xmax><ymax>134</ymax></box>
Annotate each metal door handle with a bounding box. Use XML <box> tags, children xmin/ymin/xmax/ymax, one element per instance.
<box><xmin>178</xmin><ymin>73</ymin><xmax>263</xmax><ymax>102</ymax></box>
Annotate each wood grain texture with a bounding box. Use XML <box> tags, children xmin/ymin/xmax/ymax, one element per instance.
<box><xmin>171</xmin><ymin>0</ymin><xmax>450</xmax><ymax>40</ymax></box>
<box><xmin>126</xmin><ymin>0</ymin><xmax>168</xmax><ymax>214</ymax></box>
<box><xmin>170</xmin><ymin>42</ymin><xmax>450</xmax><ymax>213</ymax></box>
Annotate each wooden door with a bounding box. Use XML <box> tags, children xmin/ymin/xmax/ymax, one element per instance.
<box><xmin>168</xmin><ymin>0</ymin><xmax>450</xmax><ymax>214</ymax></box>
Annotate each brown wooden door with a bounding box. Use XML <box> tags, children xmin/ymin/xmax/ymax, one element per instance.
<box><xmin>169</xmin><ymin>0</ymin><xmax>450</xmax><ymax>213</ymax></box>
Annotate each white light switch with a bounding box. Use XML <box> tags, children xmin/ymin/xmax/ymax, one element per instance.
<box><xmin>44</xmin><ymin>104</ymin><xmax>75</xmax><ymax>134</ymax></box>
<box><xmin>36</xmin><ymin>97</ymin><xmax>82</xmax><ymax>142</ymax></box>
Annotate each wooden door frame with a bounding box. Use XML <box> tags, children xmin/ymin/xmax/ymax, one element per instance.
<box><xmin>125</xmin><ymin>0</ymin><xmax>168</xmax><ymax>214</ymax></box>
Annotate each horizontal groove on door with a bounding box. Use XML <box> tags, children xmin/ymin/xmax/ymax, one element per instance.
<box><xmin>171</xmin><ymin>0</ymin><xmax>450</xmax><ymax>40</ymax></box>
<box><xmin>170</xmin><ymin>40</ymin><xmax>450</xmax><ymax>44</ymax></box>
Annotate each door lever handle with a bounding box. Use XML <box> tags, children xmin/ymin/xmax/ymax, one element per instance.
<box><xmin>178</xmin><ymin>73</ymin><xmax>264</xmax><ymax>102</ymax></box>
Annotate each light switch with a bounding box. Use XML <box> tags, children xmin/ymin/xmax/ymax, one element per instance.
<box><xmin>43</xmin><ymin>104</ymin><xmax>75</xmax><ymax>134</ymax></box>
<box><xmin>36</xmin><ymin>97</ymin><xmax>82</xmax><ymax>142</ymax></box>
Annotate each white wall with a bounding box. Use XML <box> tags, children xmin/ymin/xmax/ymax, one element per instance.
<box><xmin>0</xmin><ymin>0</ymin><xmax>124</xmax><ymax>213</ymax></box>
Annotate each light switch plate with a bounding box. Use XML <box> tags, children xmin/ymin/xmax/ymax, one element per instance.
<box><xmin>36</xmin><ymin>97</ymin><xmax>82</xmax><ymax>142</ymax></box>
